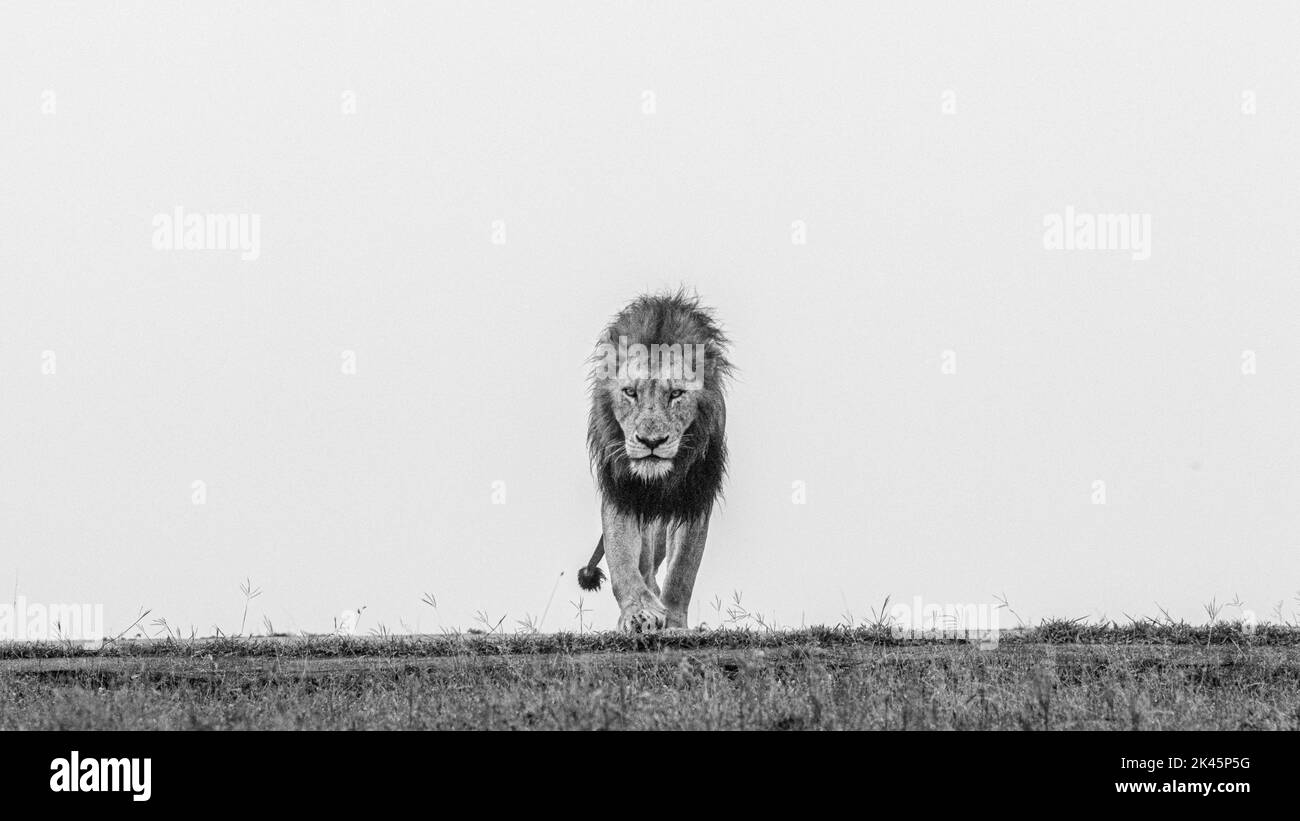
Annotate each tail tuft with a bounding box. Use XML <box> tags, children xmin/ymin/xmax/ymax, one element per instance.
<box><xmin>577</xmin><ymin>564</ymin><xmax>606</xmax><ymax>592</ymax></box>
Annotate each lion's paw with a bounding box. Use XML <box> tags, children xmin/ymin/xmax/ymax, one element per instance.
<box><xmin>618</xmin><ymin>600</ymin><xmax>667</xmax><ymax>634</ymax></box>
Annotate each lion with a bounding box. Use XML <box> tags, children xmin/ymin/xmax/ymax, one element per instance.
<box><xmin>576</xmin><ymin>290</ymin><xmax>733</xmax><ymax>633</ymax></box>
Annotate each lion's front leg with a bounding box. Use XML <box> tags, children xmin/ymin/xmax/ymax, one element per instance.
<box><xmin>661</xmin><ymin>513</ymin><xmax>710</xmax><ymax>629</ymax></box>
<box><xmin>601</xmin><ymin>505</ymin><xmax>667</xmax><ymax>633</ymax></box>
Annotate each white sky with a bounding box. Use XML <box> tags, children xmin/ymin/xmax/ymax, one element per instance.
<box><xmin>2</xmin><ymin>2</ymin><xmax>1298</xmax><ymax>636</ymax></box>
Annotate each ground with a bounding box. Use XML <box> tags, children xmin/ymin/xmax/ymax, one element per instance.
<box><xmin>2</xmin><ymin>624</ymin><xmax>1297</xmax><ymax>730</ymax></box>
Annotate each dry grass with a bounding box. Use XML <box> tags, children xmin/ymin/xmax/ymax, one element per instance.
<box><xmin>2</xmin><ymin>624</ymin><xmax>1297</xmax><ymax>730</ymax></box>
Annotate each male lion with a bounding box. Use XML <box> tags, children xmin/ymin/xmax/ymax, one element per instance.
<box><xmin>576</xmin><ymin>291</ymin><xmax>732</xmax><ymax>633</ymax></box>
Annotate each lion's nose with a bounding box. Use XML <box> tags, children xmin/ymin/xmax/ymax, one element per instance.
<box><xmin>636</xmin><ymin>435</ymin><xmax>669</xmax><ymax>451</ymax></box>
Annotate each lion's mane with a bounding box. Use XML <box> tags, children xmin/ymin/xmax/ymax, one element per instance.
<box><xmin>586</xmin><ymin>290</ymin><xmax>733</xmax><ymax>524</ymax></box>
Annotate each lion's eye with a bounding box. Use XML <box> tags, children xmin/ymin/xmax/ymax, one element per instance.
<box><xmin>669</xmin><ymin>389</ymin><xmax>685</xmax><ymax>400</ymax></box>
<box><xmin>622</xmin><ymin>387</ymin><xmax>637</xmax><ymax>399</ymax></box>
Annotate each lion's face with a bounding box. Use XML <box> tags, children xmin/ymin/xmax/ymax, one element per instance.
<box><xmin>607</xmin><ymin>376</ymin><xmax>702</xmax><ymax>481</ymax></box>
<box><xmin>588</xmin><ymin>291</ymin><xmax>732</xmax><ymax>522</ymax></box>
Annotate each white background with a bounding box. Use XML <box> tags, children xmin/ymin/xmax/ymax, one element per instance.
<box><xmin>2</xmin><ymin>2</ymin><xmax>1298</xmax><ymax>635</ymax></box>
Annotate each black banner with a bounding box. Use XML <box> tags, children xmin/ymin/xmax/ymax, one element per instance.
<box><xmin>3</xmin><ymin>730</ymin><xmax>1282</xmax><ymax>808</ymax></box>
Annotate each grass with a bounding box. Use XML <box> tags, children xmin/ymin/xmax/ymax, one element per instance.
<box><xmin>2</xmin><ymin>619</ymin><xmax>1298</xmax><ymax>661</ymax></box>
<box><xmin>2</xmin><ymin>622</ymin><xmax>1298</xmax><ymax>730</ymax></box>
<box><xmin>6</xmin><ymin>581</ymin><xmax>1298</xmax><ymax>730</ymax></box>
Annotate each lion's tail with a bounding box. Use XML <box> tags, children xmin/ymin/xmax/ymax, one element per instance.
<box><xmin>576</xmin><ymin>535</ymin><xmax>606</xmax><ymax>592</ymax></box>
